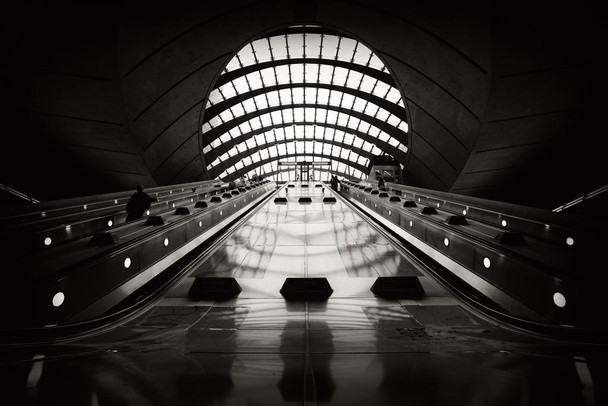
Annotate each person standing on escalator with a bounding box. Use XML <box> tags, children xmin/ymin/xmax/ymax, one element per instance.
<box><xmin>377</xmin><ymin>177</ymin><xmax>385</xmax><ymax>190</ymax></box>
<box><xmin>125</xmin><ymin>184</ymin><xmax>152</xmax><ymax>222</ymax></box>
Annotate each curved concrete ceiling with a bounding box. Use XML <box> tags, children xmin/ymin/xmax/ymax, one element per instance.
<box><xmin>1</xmin><ymin>1</ymin><xmax>605</xmax><ymax>211</ymax></box>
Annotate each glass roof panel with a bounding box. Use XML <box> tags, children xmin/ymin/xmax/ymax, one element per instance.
<box><xmin>251</xmin><ymin>38</ymin><xmax>272</xmax><ymax>64</ymax></box>
<box><xmin>268</xmin><ymin>35</ymin><xmax>287</xmax><ymax>59</ymax></box>
<box><xmin>238</xmin><ymin>44</ymin><xmax>256</xmax><ymax>67</ymax></box>
<box><xmin>275</xmin><ymin>65</ymin><xmax>290</xmax><ymax>84</ymax></box>
<box><xmin>318</xmin><ymin>65</ymin><xmax>334</xmax><ymax>84</ymax></box>
<box><xmin>306</xmin><ymin>34</ymin><xmax>322</xmax><ymax>58</ymax></box>
<box><xmin>224</xmin><ymin>56</ymin><xmax>241</xmax><ymax>72</ymax></box>
<box><xmin>320</xmin><ymin>35</ymin><xmax>339</xmax><ymax>60</ymax></box>
<box><xmin>332</xmin><ymin>67</ymin><xmax>349</xmax><ymax>86</ymax></box>
<box><xmin>337</xmin><ymin>37</ymin><xmax>357</xmax><ymax>63</ymax></box>
<box><xmin>352</xmin><ymin>42</ymin><xmax>372</xmax><ymax>66</ymax></box>
<box><xmin>290</xmin><ymin>64</ymin><xmax>304</xmax><ymax>83</ymax></box>
<box><xmin>246</xmin><ymin>71</ymin><xmax>264</xmax><ymax>90</ymax></box>
<box><xmin>287</xmin><ymin>33</ymin><xmax>304</xmax><ymax>59</ymax></box>
<box><xmin>202</xmin><ymin>27</ymin><xmax>408</xmax><ymax>181</ymax></box>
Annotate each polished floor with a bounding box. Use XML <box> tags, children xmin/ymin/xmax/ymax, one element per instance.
<box><xmin>1</xmin><ymin>184</ymin><xmax>605</xmax><ymax>405</ymax></box>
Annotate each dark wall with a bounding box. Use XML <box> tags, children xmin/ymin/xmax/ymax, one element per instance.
<box><xmin>1</xmin><ymin>0</ymin><xmax>605</xmax><ymax>212</ymax></box>
<box><xmin>451</xmin><ymin>4</ymin><xmax>607</xmax><ymax>209</ymax></box>
<box><xmin>1</xmin><ymin>2</ymin><xmax>156</xmax><ymax>200</ymax></box>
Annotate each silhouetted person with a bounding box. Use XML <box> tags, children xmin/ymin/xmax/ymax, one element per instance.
<box><xmin>378</xmin><ymin>177</ymin><xmax>385</xmax><ymax>190</ymax></box>
<box><xmin>126</xmin><ymin>185</ymin><xmax>151</xmax><ymax>222</ymax></box>
<box><xmin>330</xmin><ymin>175</ymin><xmax>340</xmax><ymax>192</ymax></box>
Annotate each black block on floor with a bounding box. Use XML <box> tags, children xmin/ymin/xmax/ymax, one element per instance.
<box><xmin>370</xmin><ymin>276</ymin><xmax>425</xmax><ymax>299</ymax></box>
<box><xmin>389</xmin><ymin>196</ymin><xmax>401</xmax><ymax>202</ymax></box>
<box><xmin>379</xmin><ymin>192</ymin><xmax>389</xmax><ymax>198</ymax></box>
<box><xmin>188</xmin><ymin>277</ymin><xmax>242</xmax><ymax>300</ymax></box>
<box><xmin>403</xmin><ymin>200</ymin><xmax>417</xmax><ymax>207</ymax></box>
<box><xmin>323</xmin><ymin>197</ymin><xmax>336</xmax><ymax>203</ymax></box>
<box><xmin>445</xmin><ymin>215</ymin><xmax>468</xmax><ymax>225</ymax></box>
<box><xmin>288</xmin><ymin>184</ymin><xmax>295</xmax><ymax>187</ymax></box>
<box><xmin>280</xmin><ymin>278</ymin><xmax>333</xmax><ymax>301</ymax></box>
<box><xmin>274</xmin><ymin>197</ymin><xmax>288</xmax><ymax>204</ymax></box>
<box><xmin>315</xmin><ymin>184</ymin><xmax>323</xmax><ymax>187</ymax></box>
<box><xmin>90</xmin><ymin>232</ymin><xmax>120</xmax><ymax>245</ymax></box>
<box><xmin>222</xmin><ymin>193</ymin><xmax>233</xmax><ymax>198</ymax></box>
<box><xmin>145</xmin><ymin>216</ymin><xmax>165</xmax><ymax>225</ymax></box>
<box><xmin>420</xmin><ymin>206</ymin><xmax>437</xmax><ymax>215</ymax></box>
<box><xmin>298</xmin><ymin>197</ymin><xmax>312</xmax><ymax>204</ymax></box>
<box><xmin>210</xmin><ymin>196</ymin><xmax>222</xmax><ymax>203</ymax></box>
<box><xmin>195</xmin><ymin>201</ymin><xmax>208</xmax><ymax>208</ymax></box>
<box><xmin>174</xmin><ymin>207</ymin><xmax>190</xmax><ymax>215</ymax></box>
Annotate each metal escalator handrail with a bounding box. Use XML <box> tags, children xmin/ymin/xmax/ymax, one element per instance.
<box><xmin>356</xmin><ymin>190</ymin><xmax>585</xmax><ymax>281</ymax></box>
<box><xmin>336</xmin><ymin>188</ymin><xmax>608</xmax><ymax>347</ymax></box>
<box><xmin>0</xmin><ymin>183</ymin><xmax>279</xmax><ymax>347</ymax></box>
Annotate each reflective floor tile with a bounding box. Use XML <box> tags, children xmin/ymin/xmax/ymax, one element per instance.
<box><xmin>233</xmin><ymin>245</ymin><xmax>274</xmax><ymax>278</ymax></box>
<box><xmin>417</xmin><ymin>275</ymin><xmax>451</xmax><ymax>297</ymax></box>
<box><xmin>184</xmin><ymin>328</ymin><xmax>306</xmax><ymax>353</ymax></box>
<box><xmin>379</xmin><ymin>255</ymin><xmax>425</xmax><ymax>276</ymax></box>
<box><xmin>266</xmin><ymin>246</ymin><xmax>305</xmax><ymax>276</ymax></box>
<box><xmin>275</xmin><ymin>223</ymin><xmax>306</xmax><ymax>245</ymax></box>
<box><xmin>281</xmin><ymin>211</ymin><xmax>306</xmax><ymax>224</ymax></box>
<box><xmin>210</xmin><ymin>299</ymin><xmax>306</xmax><ymax>329</ymax></box>
<box><xmin>306</xmin><ymin>223</ymin><xmax>342</xmax><ymax>245</ymax></box>
<box><xmin>308</xmin><ymin>301</ymin><xmax>377</xmax><ymax>330</ymax></box>
<box><xmin>404</xmin><ymin>304</ymin><xmax>485</xmax><ymax>327</ymax></box>
<box><xmin>310</xmin><ymin>353</ymin><xmax>527</xmax><ymax>406</ymax></box>
<box><xmin>306</xmin><ymin>246</ymin><xmax>348</xmax><ymax>277</ymax></box>
<box><xmin>256</xmin><ymin>226</ymin><xmax>278</xmax><ymax>245</ymax></box>
<box><xmin>125</xmin><ymin>305</ymin><xmax>209</xmax><ymax>328</ymax></box>
<box><xmin>337</xmin><ymin>245</ymin><xmax>382</xmax><ymax>278</ymax></box>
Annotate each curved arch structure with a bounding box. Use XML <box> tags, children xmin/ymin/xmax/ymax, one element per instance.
<box><xmin>200</xmin><ymin>25</ymin><xmax>409</xmax><ymax>182</ymax></box>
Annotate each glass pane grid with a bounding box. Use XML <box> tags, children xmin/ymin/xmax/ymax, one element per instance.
<box><xmin>204</xmin><ymin>28</ymin><xmax>408</xmax><ymax>178</ymax></box>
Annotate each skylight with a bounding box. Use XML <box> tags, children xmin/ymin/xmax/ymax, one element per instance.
<box><xmin>201</xmin><ymin>25</ymin><xmax>409</xmax><ymax>182</ymax></box>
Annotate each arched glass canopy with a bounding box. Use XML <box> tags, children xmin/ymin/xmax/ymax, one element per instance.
<box><xmin>201</xmin><ymin>25</ymin><xmax>409</xmax><ymax>182</ymax></box>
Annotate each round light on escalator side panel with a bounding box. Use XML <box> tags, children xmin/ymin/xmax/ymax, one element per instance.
<box><xmin>483</xmin><ymin>257</ymin><xmax>491</xmax><ymax>268</ymax></box>
<box><xmin>553</xmin><ymin>292</ymin><xmax>566</xmax><ymax>308</ymax></box>
<box><xmin>52</xmin><ymin>292</ymin><xmax>65</xmax><ymax>307</ymax></box>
